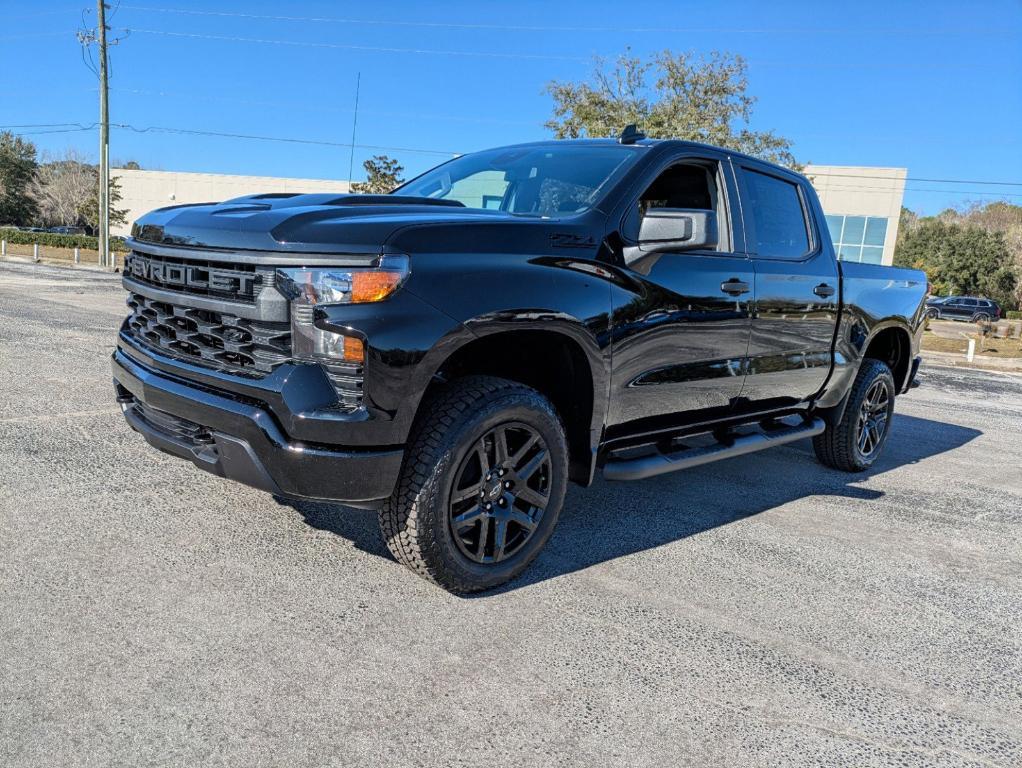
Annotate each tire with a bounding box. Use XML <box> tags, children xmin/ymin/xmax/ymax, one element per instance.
<box><xmin>379</xmin><ymin>376</ymin><xmax>568</xmax><ymax>594</ymax></box>
<box><xmin>924</xmin><ymin>309</ymin><xmax>939</xmax><ymax>320</ymax></box>
<box><xmin>973</xmin><ymin>313</ymin><xmax>990</xmax><ymax>324</ymax></box>
<box><xmin>813</xmin><ymin>359</ymin><xmax>896</xmax><ymax>472</ymax></box>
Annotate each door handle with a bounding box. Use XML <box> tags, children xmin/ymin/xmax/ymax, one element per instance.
<box><xmin>813</xmin><ymin>283</ymin><xmax>836</xmax><ymax>298</ymax></box>
<box><xmin>720</xmin><ymin>278</ymin><xmax>750</xmax><ymax>296</ymax></box>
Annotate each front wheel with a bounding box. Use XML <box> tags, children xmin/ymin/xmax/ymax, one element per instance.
<box><xmin>924</xmin><ymin>309</ymin><xmax>939</xmax><ymax>320</ymax></box>
<box><xmin>379</xmin><ymin>376</ymin><xmax>568</xmax><ymax>594</ymax></box>
<box><xmin>813</xmin><ymin>359</ymin><xmax>896</xmax><ymax>472</ymax></box>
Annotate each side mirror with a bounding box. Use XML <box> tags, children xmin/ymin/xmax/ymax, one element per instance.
<box><xmin>637</xmin><ymin>208</ymin><xmax>717</xmax><ymax>253</ymax></box>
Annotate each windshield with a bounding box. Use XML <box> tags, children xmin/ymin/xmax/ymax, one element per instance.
<box><xmin>395</xmin><ymin>145</ymin><xmax>640</xmax><ymax>217</ymax></box>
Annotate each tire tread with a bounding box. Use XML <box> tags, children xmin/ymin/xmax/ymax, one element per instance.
<box><xmin>378</xmin><ymin>375</ymin><xmax>565</xmax><ymax>593</ymax></box>
<box><xmin>813</xmin><ymin>359</ymin><xmax>894</xmax><ymax>472</ymax></box>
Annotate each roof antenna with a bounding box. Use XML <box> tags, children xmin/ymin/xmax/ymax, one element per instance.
<box><xmin>619</xmin><ymin>124</ymin><xmax>646</xmax><ymax>145</ymax></box>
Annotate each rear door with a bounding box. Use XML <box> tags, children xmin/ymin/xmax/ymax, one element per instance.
<box><xmin>735</xmin><ymin>163</ymin><xmax>839</xmax><ymax>408</ymax></box>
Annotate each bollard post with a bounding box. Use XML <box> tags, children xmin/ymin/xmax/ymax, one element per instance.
<box><xmin>1</xmin><ymin>239</ymin><xmax>5</xmax><ymax>258</ymax></box>
<box><xmin>33</xmin><ymin>243</ymin><xmax>40</xmax><ymax>262</ymax></box>
<box><xmin>966</xmin><ymin>338</ymin><xmax>976</xmax><ymax>363</ymax></box>
<box><xmin>74</xmin><ymin>247</ymin><xmax>80</xmax><ymax>264</ymax></box>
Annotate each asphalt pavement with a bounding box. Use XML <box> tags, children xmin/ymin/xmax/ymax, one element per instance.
<box><xmin>1</xmin><ymin>261</ymin><xmax>1020</xmax><ymax>767</ymax></box>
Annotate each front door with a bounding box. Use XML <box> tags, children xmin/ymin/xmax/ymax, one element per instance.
<box><xmin>735</xmin><ymin>163</ymin><xmax>840</xmax><ymax>409</ymax></box>
<box><xmin>607</xmin><ymin>154</ymin><xmax>753</xmax><ymax>436</ymax></box>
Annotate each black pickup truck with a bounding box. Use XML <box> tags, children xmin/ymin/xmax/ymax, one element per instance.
<box><xmin>112</xmin><ymin>131</ymin><xmax>927</xmax><ymax>592</ymax></box>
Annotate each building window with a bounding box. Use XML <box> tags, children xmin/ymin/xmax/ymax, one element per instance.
<box><xmin>825</xmin><ymin>214</ymin><xmax>888</xmax><ymax>264</ymax></box>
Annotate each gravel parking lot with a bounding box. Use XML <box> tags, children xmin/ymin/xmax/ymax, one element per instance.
<box><xmin>2</xmin><ymin>261</ymin><xmax>1020</xmax><ymax>767</ymax></box>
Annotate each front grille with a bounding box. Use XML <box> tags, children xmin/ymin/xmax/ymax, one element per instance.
<box><xmin>121</xmin><ymin>246</ymin><xmax>367</xmax><ymax>413</ymax></box>
<box><xmin>123</xmin><ymin>250</ymin><xmax>274</xmax><ymax>304</ymax></box>
<box><xmin>126</xmin><ymin>292</ymin><xmax>291</xmax><ymax>376</ymax></box>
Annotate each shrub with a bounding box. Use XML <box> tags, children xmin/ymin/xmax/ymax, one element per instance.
<box><xmin>0</xmin><ymin>226</ymin><xmax>127</xmax><ymax>252</ymax></box>
<box><xmin>1007</xmin><ymin>310</ymin><xmax>1022</xmax><ymax>320</ymax></box>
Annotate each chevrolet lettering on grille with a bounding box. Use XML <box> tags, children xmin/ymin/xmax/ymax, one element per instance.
<box><xmin>127</xmin><ymin>253</ymin><xmax>259</xmax><ymax>298</ymax></box>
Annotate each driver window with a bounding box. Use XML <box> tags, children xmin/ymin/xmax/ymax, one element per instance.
<box><xmin>634</xmin><ymin>163</ymin><xmax>728</xmax><ymax>251</ymax></box>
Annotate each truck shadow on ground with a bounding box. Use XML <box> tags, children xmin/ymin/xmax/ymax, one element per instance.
<box><xmin>288</xmin><ymin>413</ymin><xmax>980</xmax><ymax>595</ymax></box>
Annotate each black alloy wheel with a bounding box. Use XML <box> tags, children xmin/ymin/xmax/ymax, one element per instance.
<box><xmin>379</xmin><ymin>376</ymin><xmax>568</xmax><ymax>594</ymax></box>
<box><xmin>448</xmin><ymin>423</ymin><xmax>551</xmax><ymax>564</ymax></box>
<box><xmin>855</xmin><ymin>378</ymin><xmax>891</xmax><ymax>459</ymax></box>
<box><xmin>813</xmin><ymin>358</ymin><xmax>896</xmax><ymax>472</ymax></box>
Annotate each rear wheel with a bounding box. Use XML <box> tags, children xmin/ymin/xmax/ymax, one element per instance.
<box><xmin>973</xmin><ymin>312</ymin><xmax>990</xmax><ymax>324</ymax></box>
<box><xmin>924</xmin><ymin>308</ymin><xmax>939</xmax><ymax>320</ymax></box>
<box><xmin>813</xmin><ymin>359</ymin><xmax>896</xmax><ymax>472</ymax></box>
<box><xmin>379</xmin><ymin>376</ymin><xmax>568</xmax><ymax>593</ymax></box>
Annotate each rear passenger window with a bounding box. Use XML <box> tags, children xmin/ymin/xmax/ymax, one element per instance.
<box><xmin>742</xmin><ymin>169</ymin><xmax>811</xmax><ymax>259</ymax></box>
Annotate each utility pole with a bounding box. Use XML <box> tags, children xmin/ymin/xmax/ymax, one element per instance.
<box><xmin>97</xmin><ymin>0</ymin><xmax>111</xmax><ymax>268</ymax></box>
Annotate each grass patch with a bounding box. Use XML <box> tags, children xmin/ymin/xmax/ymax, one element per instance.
<box><xmin>922</xmin><ymin>331</ymin><xmax>1022</xmax><ymax>358</ymax></box>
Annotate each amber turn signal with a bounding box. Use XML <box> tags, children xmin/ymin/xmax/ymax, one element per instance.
<box><xmin>342</xmin><ymin>335</ymin><xmax>365</xmax><ymax>363</ymax></box>
<box><xmin>351</xmin><ymin>270</ymin><xmax>404</xmax><ymax>304</ymax></box>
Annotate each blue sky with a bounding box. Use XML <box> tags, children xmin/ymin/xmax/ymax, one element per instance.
<box><xmin>5</xmin><ymin>0</ymin><xmax>1021</xmax><ymax>214</ymax></box>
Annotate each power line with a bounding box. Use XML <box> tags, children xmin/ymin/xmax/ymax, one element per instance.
<box><xmin>6</xmin><ymin>127</ymin><xmax>98</xmax><ymax>136</ymax></box>
<box><xmin>3</xmin><ymin>8</ymin><xmax>79</xmax><ymax>20</ymax></box>
<box><xmin>108</xmin><ymin>123</ymin><xmax>460</xmax><ymax>156</ymax></box>
<box><xmin>811</xmin><ymin>172</ymin><xmax>1022</xmax><ymax>187</ymax></box>
<box><xmin>7</xmin><ymin>122</ymin><xmax>1020</xmax><ymax>196</ymax></box>
<box><xmin>821</xmin><ymin>184</ymin><xmax>1022</xmax><ymax>199</ymax></box>
<box><xmin>115</xmin><ymin>26</ymin><xmax>1008</xmax><ymax>70</ymax></box>
<box><xmin>115</xmin><ymin>5</ymin><xmax>1013</xmax><ymax>36</ymax></box>
<box><xmin>0</xmin><ymin>123</ymin><xmax>90</xmax><ymax>129</ymax></box>
<box><xmin>105</xmin><ymin>86</ymin><xmax>538</xmax><ymax>127</ymax></box>
<box><xmin>122</xmin><ymin>27</ymin><xmax>589</xmax><ymax>61</ymax></box>
<box><xmin>0</xmin><ymin>31</ymin><xmax>77</xmax><ymax>41</ymax></box>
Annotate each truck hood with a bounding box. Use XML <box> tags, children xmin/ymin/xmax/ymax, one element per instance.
<box><xmin>129</xmin><ymin>192</ymin><xmax>594</xmax><ymax>257</ymax></box>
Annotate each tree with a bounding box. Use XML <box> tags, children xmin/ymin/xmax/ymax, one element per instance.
<box><xmin>924</xmin><ymin>201</ymin><xmax>1022</xmax><ymax>308</ymax></box>
<box><xmin>29</xmin><ymin>150</ymin><xmax>96</xmax><ymax>227</ymax></box>
<box><xmin>120</xmin><ymin>160</ymin><xmax>142</xmax><ymax>170</ymax></box>
<box><xmin>0</xmin><ymin>131</ymin><xmax>39</xmax><ymax>225</ymax></box>
<box><xmin>28</xmin><ymin>150</ymin><xmax>128</xmax><ymax>234</ymax></box>
<box><xmin>350</xmin><ymin>155</ymin><xmax>404</xmax><ymax>194</ymax></box>
<box><xmin>545</xmin><ymin>50</ymin><xmax>798</xmax><ymax>168</ymax></box>
<box><xmin>894</xmin><ymin>218</ymin><xmax>1016</xmax><ymax>308</ymax></box>
<box><xmin>82</xmin><ymin>173</ymin><xmax>128</xmax><ymax>235</ymax></box>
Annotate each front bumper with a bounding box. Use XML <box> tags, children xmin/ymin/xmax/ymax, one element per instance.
<box><xmin>112</xmin><ymin>348</ymin><xmax>404</xmax><ymax>507</ymax></box>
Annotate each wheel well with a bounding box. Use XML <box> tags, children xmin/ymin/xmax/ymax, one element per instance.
<box><xmin>863</xmin><ymin>327</ymin><xmax>910</xmax><ymax>390</ymax></box>
<box><xmin>429</xmin><ymin>330</ymin><xmax>596</xmax><ymax>484</ymax></box>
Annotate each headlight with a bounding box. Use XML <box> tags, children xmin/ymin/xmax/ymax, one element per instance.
<box><xmin>275</xmin><ymin>255</ymin><xmax>409</xmax><ymax>364</ymax></box>
<box><xmin>275</xmin><ymin>255</ymin><xmax>409</xmax><ymax>307</ymax></box>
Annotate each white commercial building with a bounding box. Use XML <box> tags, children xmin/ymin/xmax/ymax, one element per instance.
<box><xmin>804</xmin><ymin>164</ymin><xmax>907</xmax><ymax>266</ymax></box>
<box><xmin>112</xmin><ymin>169</ymin><xmax>350</xmax><ymax>238</ymax></box>
<box><xmin>114</xmin><ymin>164</ymin><xmax>907</xmax><ymax>265</ymax></box>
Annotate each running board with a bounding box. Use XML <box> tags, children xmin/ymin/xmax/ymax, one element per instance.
<box><xmin>603</xmin><ymin>417</ymin><xmax>826</xmax><ymax>482</ymax></box>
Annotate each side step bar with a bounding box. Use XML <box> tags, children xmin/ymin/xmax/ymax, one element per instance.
<box><xmin>603</xmin><ymin>417</ymin><xmax>826</xmax><ymax>482</ymax></box>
